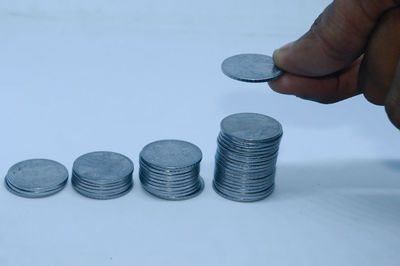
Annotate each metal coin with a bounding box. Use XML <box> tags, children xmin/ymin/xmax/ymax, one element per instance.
<box><xmin>142</xmin><ymin>177</ymin><xmax>204</xmax><ymax>201</ymax></box>
<box><xmin>72</xmin><ymin>181</ymin><xmax>133</xmax><ymax>200</ymax></box>
<box><xmin>213</xmin><ymin>112</ymin><xmax>283</xmax><ymax>202</ymax></box>
<box><xmin>221</xmin><ymin>113</ymin><xmax>283</xmax><ymax>142</ymax></box>
<box><xmin>221</xmin><ymin>53</ymin><xmax>283</xmax><ymax>82</ymax></box>
<box><xmin>73</xmin><ymin>151</ymin><xmax>134</xmax><ymax>184</ymax></box>
<box><xmin>71</xmin><ymin>151</ymin><xmax>134</xmax><ymax>200</ymax></box>
<box><xmin>5</xmin><ymin>159</ymin><xmax>68</xmax><ymax>198</ymax></box>
<box><xmin>140</xmin><ymin>139</ymin><xmax>202</xmax><ymax>169</ymax></box>
<box><xmin>213</xmin><ymin>181</ymin><xmax>275</xmax><ymax>202</ymax></box>
<box><xmin>139</xmin><ymin>139</ymin><xmax>204</xmax><ymax>200</ymax></box>
<box><xmin>5</xmin><ymin>178</ymin><xmax>67</xmax><ymax>198</ymax></box>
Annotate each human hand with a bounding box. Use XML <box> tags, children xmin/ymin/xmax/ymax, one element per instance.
<box><xmin>269</xmin><ymin>0</ymin><xmax>400</xmax><ymax>129</ymax></box>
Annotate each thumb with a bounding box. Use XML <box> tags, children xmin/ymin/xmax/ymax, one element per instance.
<box><xmin>273</xmin><ymin>0</ymin><xmax>398</xmax><ymax>77</ymax></box>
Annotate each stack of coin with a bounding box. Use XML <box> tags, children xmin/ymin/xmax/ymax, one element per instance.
<box><xmin>213</xmin><ymin>113</ymin><xmax>283</xmax><ymax>202</ymax></box>
<box><xmin>139</xmin><ymin>139</ymin><xmax>204</xmax><ymax>200</ymax></box>
<box><xmin>5</xmin><ymin>159</ymin><xmax>68</xmax><ymax>198</ymax></box>
<box><xmin>71</xmin><ymin>151</ymin><xmax>134</xmax><ymax>200</ymax></box>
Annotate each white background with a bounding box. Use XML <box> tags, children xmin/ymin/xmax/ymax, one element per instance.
<box><xmin>0</xmin><ymin>1</ymin><xmax>399</xmax><ymax>265</ymax></box>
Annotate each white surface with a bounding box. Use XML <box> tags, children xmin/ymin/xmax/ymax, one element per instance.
<box><xmin>1</xmin><ymin>1</ymin><xmax>400</xmax><ymax>265</ymax></box>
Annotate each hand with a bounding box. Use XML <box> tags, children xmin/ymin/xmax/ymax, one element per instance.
<box><xmin>269</xmin><ymin>0</ymin><xmax>400</xmax><ymax>129</ymax></box>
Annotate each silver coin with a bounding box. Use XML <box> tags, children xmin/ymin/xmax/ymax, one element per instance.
<box><xmin>72</xmin><ymin>174</ymin><xmax>131</xmax><ymax>191</ymax></box>
<box><xmin>221</xmin><ymin>53</ymin><xmax>283</xmax><ymax>82</ymax></box>
<box><xmin>71</xmin><ymin>151</ymin><xmax>134</xmax><ymax>200</ymax></box>
<box><xmin>5</xmin><ymin>178</ymin><xmax>67</xmax><ymax>198</ymax></box>
<box><xmin>218</xmin><ymin>133</ymin><xmax>281</xmax><ymax>151</ymax></box>
<box><xmin>72</xmin><ymin>172</ymin><xmax>131</xmax><ymax>188</ymax></box>
<box><xmin>214</xmin><ymin>179</ymin><xmax>274</xmax><ymax>194</ymax></box>
<box><xmin>139</xmin><ymin>139</ymin><xmax>204</xmax><ymax>200</ymax></box>
<box><xmin>213</xmin><ymin>181</ymin><xmax>275</xmax><ymax>202</ymax></box>
<box><xmin>214</xmin><ymin>175</ymin><xmax>274</xmax><ymax>190</ymax></box>
<box><xmin>213</xmin><ymin>113</ymin><xmax>282</xmax><ymax>202</ymax></box>
<box><xmin>72</xmin><ymin>181</ymin><xmax>133</xmax><ymax>200</ymax></box>
<box><xmin>140</xmin><ymin>140</ymin><xmax>202</xmax><ymax>169</ymax></box>
<box><xmin>142</xmin><ymin>177</ymin><xmax>204</xmax><ymax>201</ymax></box>
<box><xmin>139</xmin><ymin>158</ymin><xmax>200</xmax><ymax>177</ymax></box>
<box><xmin>5</xmin><ymin>159</ymin><xmax>68</xmax><ymax>198</ymax></box>
<box><xmin>221</xmin><ymin>113</ymin><xmax>283</xmax><ymax>142</ymax></box>
<box><xmin>73</xmin><ymin>151</ymin><xmax>134</xmax><ymax>184</ymax></box>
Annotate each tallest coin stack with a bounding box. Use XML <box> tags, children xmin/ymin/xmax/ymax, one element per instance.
<box><xmin>213</xmin><ymin>113</ymin><xmax>283</xmax><ymax>202</ymax></box>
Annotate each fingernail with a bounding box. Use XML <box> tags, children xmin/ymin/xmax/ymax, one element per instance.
<box><xmin>273</xmin><ymin>41</ymin><xmax>294</xmax><ymax>65</ymax></box>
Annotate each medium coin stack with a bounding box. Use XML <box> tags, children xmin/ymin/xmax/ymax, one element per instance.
<box><xmin>213</xmin><ymin>113</ymin><xmax>283</xmax><ymax>202</ymax></box>
<box><xmin>139</xmin><ymin>139</ymin><xmax>204</xmax><ymax>200</ymax></box>
<box><xmin>5</xmin><ymin>159</ymin><xmax>68</xmax><ymax>198</ymax></box>
<box><xmin>72</xmin><ymin>151</ymin><xmax>134</xmax><ymax>200</ymax></box>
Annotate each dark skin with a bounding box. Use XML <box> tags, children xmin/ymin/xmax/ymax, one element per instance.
<box><xmin>269</xmin><ymin>0</ymin><xmax>400</xmax><ymax>130</ymax></box>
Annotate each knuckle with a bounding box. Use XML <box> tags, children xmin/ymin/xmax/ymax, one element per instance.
<box><xmin>309</xmin><ymin>3</ymin><xmax>360</xmax><ymax>63</ymax></box>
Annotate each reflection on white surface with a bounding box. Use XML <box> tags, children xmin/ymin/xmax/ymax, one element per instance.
<box><xmin>1</xmin><ymin>160</ymin><xmax>399</xmax><ymax>266</ymax></box>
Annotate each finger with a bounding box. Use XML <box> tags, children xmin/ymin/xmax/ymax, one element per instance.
<box><xmin>273</xmin><ymin>0</ymin><xmax>398</xmax><ymax>77</ymax></box>
<box><xmin>359</xmin><ymin>7</ymin><xmax>400</xmax><ymax>105</ymax></box>
<box><xmin>385</xmin><ymin>60</ymin><xmax>400</xmax><ymax>130</ymax></box>
<box><xmin>269</xmin><ymin>57</ymin><xmax>362</xmax><ymax>104</ymax></box>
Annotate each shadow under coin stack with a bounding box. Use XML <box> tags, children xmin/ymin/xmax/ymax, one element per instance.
<box><xmin>72</xmin><ymin>151</ymin><xmax>134</xmax><ymax>200</ymax></box>
<box><xmin>213</xmin><ymin>113</ymin><xmax>283</xmax><ymax>202</ymax></box>
<box><xmin>139</xmin><ymin>139</ymin><xmax>204</xmax><ymax>200</ymax></box>
<box><xmin>5</xmin><ymin>159</ymin><xmax>68</xmax><ymax>198</ymax></box>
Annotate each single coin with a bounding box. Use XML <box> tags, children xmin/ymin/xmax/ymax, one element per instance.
<box><xmin>221</xmin><ymin>113</ymin><xmax>283</xmax><ymax>142</ymax></box>
<box><xmin>221</xmin><ymin>53</ymin><xmax>283</xmax><ymax>82</ymax></box>
<box><xmin>73</xmin><ymin>151</ymin><xmax>134</xmax><ymax>184</ymax></box>
<box><xmin>140</xmin><ymin>140</ymin><xmax>202</xmax><ymax>169</ymax></box>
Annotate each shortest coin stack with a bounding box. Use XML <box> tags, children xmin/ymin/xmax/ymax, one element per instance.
<box><xmin>139</xmin><ymin>139</ymin><xmax>204</xmax><ymax>200</ymax></box>
<box><xmin>5</xmin><ymin>159</ymin><xmax>69</xmax><ymax>198</ymax></box>
<box><xmin>213</xmin><ymin>113</ymin><xmax>283</xmax><ymax>202</ymax></box>
<box><xmin>72</xmin><ymin>151</ymin><xmax>134</xmax><ymax>200</ymax></box>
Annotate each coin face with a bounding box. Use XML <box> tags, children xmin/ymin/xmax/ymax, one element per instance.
<box><xmin>5</xmin><ymin>159</ymin><xmax>69</xmax><ymax>198</ymax></box>
<box><xmin>213</xmin><ymin>113</ymin><xmax>283</xmax><ymax>202</ymax></box>
<box><xmin>139</xmin><ymin>139</ymin><xmax>204</xmax><ymax>200</ymax></box>
<box><xmin>71</xmin><ymin>151</ymin><xmax>134</xmax><ymax>200</ymax></box>
<box><xmin>221</xmin><ymin>113</ymin><xmax>283</xmax><ymax>142</ymax></box>
<box><xmin>140</xmin><ymin>140</ymin><xmax>202</xmax><ymax>169</ymax></box>
<box><xmin>6</xmin><ymin>159</ymin><xmax>68</xmax><ymax>191</ymax></box>
<box><xmin>73</xmin><ymin>151</ymin><xmax>134</xmax><ymax>183</ymax></box>
<box><xmin>221</xmin><ymin>53</ymin><xmax>283</xmax><ymax>82</ymax></box>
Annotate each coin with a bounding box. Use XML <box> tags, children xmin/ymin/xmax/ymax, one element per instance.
<box><xmin>140</xmin><ymin>139</ymin><xmax>202</xmax><ymax>169</ymax></box>
<box><xmin>71</xmin><ymin>151</ymin><xmax>134</xmax><ymax>200</ymax></box>
<box><xmin>221</xmin><ymin>113</ymin><xmax>283</xmax><ymax>142</ymax></box>
<box><xmin>221</xmin><ymin>54</ymin><xmax>283</xmax><ymax>82</ymax></box>
<box><xmin>5</xmin><ymin>159</ymin><xmax>68</xmax><ymax>198</ymax></box>
<box><xmin>139</xmin><ymin>139</ymin><xmax>204</xmax><ymax>200</ymax></box>
<box><xmin>213</xmin><ymin>113</ymin><xmax>283</xmax><ymax>202</ymax></box>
